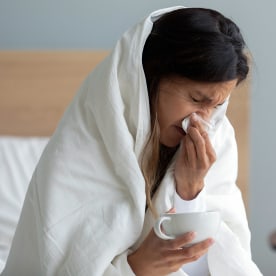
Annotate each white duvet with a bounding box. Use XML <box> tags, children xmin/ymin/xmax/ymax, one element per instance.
<box><xmin>0</xmin><ymin>137</ymin><xmax>48</xmax><ymax>272</ymax></box>
<box><xmin>2</xmin><ymin>6</ymin><xmax>262</xmax><ymax>276</ymax></box>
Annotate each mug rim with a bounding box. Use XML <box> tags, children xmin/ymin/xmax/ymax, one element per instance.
<box><xmin>161</xmin><ymin>210</ymin><xmax>220</xmax><ymax>216</ymax></box>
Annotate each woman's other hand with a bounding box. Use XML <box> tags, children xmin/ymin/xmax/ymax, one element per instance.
<box><xmin>174</xmin><ymin>114</ymin><xmax>216</xmax><ymax>200</ymax></box>
<box><xmin>127</xmin><ymin>228</ymin><xmax>213</xmax><ymax>276</ymax></box>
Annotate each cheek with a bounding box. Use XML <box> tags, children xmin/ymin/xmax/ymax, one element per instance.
<box><xmin>157</xmin><ymin>99</ymin><xmax>193</xmax><ymax>128</ymax></box>
<box><xmin>157</xmin><ymin>96</ymin><xmax>178</xmax><ymax>129</ymax></box>
<box><xmin>157</xmin><ymin>89</ymin><xmax>202</xmax><ymax>134</ymax></box>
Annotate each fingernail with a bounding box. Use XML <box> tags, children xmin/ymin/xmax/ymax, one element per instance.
<box><xmin>191</xmin><ymin>113</ymin><xmax>198</xmax><ymax>121</ymax></box>
<box><xmin>208</xmin><ymin>238</ymin><xmax>215</xmax><ymax>245</ymax></box>
<box><xmin>189</xmin><ymin>231</ymin><xmax>196</xmax><ymax>239</ymax></box>
<box><xmin>170</xmin><ymin>207</ymin><xmax>176</xmax><ymax>213</ymax></box>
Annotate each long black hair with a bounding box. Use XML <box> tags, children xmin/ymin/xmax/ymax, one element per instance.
<box><xmin>141</xmin><ymin>8</ymin><xmax>249</xmax><ymax>213</ymax></box>
<box><xmin>143</xmin><ymin>8</ymin><xmax>249</xmax><ymax>89</ymax></box>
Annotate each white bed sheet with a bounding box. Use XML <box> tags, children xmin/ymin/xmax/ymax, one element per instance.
<box><xmin>0</xmin><ymin>136</ymin><xmax>49</xmax><ymax>272</ymax></box>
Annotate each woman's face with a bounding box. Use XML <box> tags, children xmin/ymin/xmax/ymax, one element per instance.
<box><xmin>156</xmin><ymin>76</ymin><xmax>237</xmax><ymax>147</ymax></box>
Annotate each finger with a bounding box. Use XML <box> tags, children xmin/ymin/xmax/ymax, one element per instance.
<box><xmin>177</xmin><ymin>137</ymin><xmax>187</xmax><ymax>163</ymax></box>
<box><xmin>168</xmin><ymin>253</ymin><xmax>206</xmax><ymax>271</ymax></box>
<box><xmin>168</xmin><ymin>238</ymin><xmax>214</xmax><ymax>261</ymax></box>
<box><xmin>202</xmin><ymin>132</ymin><xmax>216</xmax><ymax>164</ymax></box>
<box><xmin>189</xmin><ymin>113</ymin><xmax>206</xmax><ymax>135</ymax></box>
<box><xmin>165</xmin><ymin>232</ymin><xmax>196</xmax><ymax>250</ymax></box>
<box><xmin>187</xmin><ymin>127</ymin><xmax>207</xmax><ymax>164</ymax></box>
<box><xmin>184</xmin><ymin>132</ymin><xmax>197</xmax><ymax>165</ymax></box>
<box><xmin>159</xmin><ymin>254</ymin><xmax>203</xmax><ymax>273</ymax></box>
<box><xmin>166</xmin><ymin>250</ymin><xmax>206</xmax><ymax>267</ymax></box>
<box><xmin>161</xmin><ymin>238</ymin><xmax>214</xmax><ymax>270</ymax></box>
<box><xmin>181</xmin><ymin>238</ymin><xmax>214</xmax><ymax>258</ymax></box>
<box><xmin>166</xmin><ymin>207</ymin><xmax>176</xmax><ymax>214</ymax></box>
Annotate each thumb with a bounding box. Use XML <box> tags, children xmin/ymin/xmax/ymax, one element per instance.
<box><xmin>166</xmin><ymin>207</ymin><xmax>176</xmax><ymax>214</ymax></box>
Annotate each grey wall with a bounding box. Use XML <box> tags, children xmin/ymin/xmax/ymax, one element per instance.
<box><xmin>1</xmin><ymin>0</ymin><xmax>276</xmax><ymax>274</ymax></box>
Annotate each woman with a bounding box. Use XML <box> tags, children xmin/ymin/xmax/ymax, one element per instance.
<box><xmin>3</xmin><ymin>6</ymin><xmax>262</xmax><ymax>276</ymax></box>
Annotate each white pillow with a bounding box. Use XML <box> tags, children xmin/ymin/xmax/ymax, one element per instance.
<box><xmin>0</xmin><ymin>136</ymin><xmax>48</xmax><ymax>273</ymax></box>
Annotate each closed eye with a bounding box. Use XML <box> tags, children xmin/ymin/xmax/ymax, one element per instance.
<box><xmin>191</xmin><ymin>97</ymin><xmax>201</xmax><ymax>103</ymax></box>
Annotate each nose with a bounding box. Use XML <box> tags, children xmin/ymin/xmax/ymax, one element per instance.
<box><xmin>195</xmin><ymin>107</ymin><xmax>213</xmax><ymax>121</ymax></box>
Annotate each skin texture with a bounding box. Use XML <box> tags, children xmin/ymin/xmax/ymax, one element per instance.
<box><xmin>128</xmin><ymin>211</ymin><xmax>214</xmax><ymax>275</ymax></box>
<box><xmin>128</xmin><ymin>76</ymin><xmax>237</xmax><ymax>275</ymax></box>
<box><xmin>157</xmin><ymin>76</ymin><xmax>237</xmax><ymax>200</ymax></box>
<box><xmin>157</xmin><ymin>76</ymin><xmax>237</xmax><ymax>148</ymax></box>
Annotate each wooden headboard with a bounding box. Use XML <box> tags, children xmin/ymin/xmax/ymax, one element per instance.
<box><xmin>0</xmin><ymin>51</ymin><xmax>108</xmax><ymax>136</ymax></box>
<box><xmin>0</xmin><ymin>51</ymin><xmax>249</xmax><ymax>208</ymax></box>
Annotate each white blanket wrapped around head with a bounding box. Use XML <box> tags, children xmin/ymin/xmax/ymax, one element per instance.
<box><xmin>2</xmin><ymin>6</ymin><xmax>183</xmax><ymax>276</ymax></box>
<box><xmin>3</xmin><ymin>6</ymin><xmax>263</xmax><ymax>276</ymax></box>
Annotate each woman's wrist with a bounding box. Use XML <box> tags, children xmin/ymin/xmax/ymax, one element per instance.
<box><xmin>174</xmin><ymin>185</ymin><xmax>207</xmax><ymax>213</ymax></box>
<box><xmin>175</xmin><ymin>179</ymin><xmax>204</xmax><ymax>200</ymax></box>
<box><xmin>176</xmin><ymin>186</ymin><xmax>202</xmax><ymax>200</ymax></box>
<box><xmin>127</xmin><ymin>251</ymin><xmax>144</xmax><ymax>276</ymax></box>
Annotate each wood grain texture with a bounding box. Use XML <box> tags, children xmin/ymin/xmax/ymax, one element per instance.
<box><xmin>0</xmin><ymin>51</ymin><xmax>108</xmax><ymax>136</ymax></box>
<box><xmin>227</xmin><ymin>81</ymin><xmax>250</xmax><ymax>208</ymax></box>
<box><xmin>0</xmin><ymin>50</ymin><xmax>249</xmax><ymax>208</ymax></box>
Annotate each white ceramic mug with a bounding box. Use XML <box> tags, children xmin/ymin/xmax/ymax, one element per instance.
<box><xmin>154</xmin><ymin>211</ymin><xmax>221</xmax><ymax>245</ymax></box>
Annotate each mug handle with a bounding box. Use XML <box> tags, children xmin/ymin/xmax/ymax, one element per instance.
<box><xmin>154</xmin><ymin>216</ymin><xmax>174</xmax><ymax>240</ymax></box>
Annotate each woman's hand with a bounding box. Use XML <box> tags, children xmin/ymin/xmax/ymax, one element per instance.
<box><xmin>174</xmin><ymin>114</ymin><xmax>216</xmax><ymax>200</ymax></box>
<box><xmin>127</xmin><ymin>228</ymin><xmax>214</xmax><ymax>276</ymax></box>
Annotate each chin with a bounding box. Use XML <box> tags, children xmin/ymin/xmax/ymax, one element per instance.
<box><xmin>160</xmin><ymin>138</ymin><xmax>181</xmax><ymax>148</ymax></box>
<box><xmin>160</xmin><ymin>130</ymin><xmax>184</xmax><ymax>147</ymax></box>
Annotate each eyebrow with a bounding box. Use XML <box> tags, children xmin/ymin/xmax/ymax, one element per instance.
<box><xmin>193</xmin><ymin>90</ymin><xmax>214</xmax><ymax>103</ymax></box>
<box><xmin>192</xmin><ymin>89</ymin><xmax>227</xmax><ymax>106</ymax></box>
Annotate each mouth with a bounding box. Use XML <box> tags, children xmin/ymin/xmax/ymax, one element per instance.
<box><xmin>175</xmin><ymin>126</ymin><xmax>186</xmax><ymax>136</ymax></box>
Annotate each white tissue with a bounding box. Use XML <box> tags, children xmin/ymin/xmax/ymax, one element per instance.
<box><xmin>182</xmin><ymin>98</ymin><xmax>229</xmax><ymax>135</ymax></box>
<box><xmin>182</xmin><ymin>113</ymin><xmax>214</xmax><ymax>133</ymax></box>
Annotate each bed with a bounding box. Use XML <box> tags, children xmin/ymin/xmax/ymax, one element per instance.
<box><xmin>0</xmin><ymin>50</ymin><xmax>250</xmax><ymax>272</ymax></box>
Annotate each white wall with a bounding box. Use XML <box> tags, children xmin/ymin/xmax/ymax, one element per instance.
<box><xmin>1</xmin><ymin>0</ymin><xmax>276</xmax><ymax>274</ymax></box>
